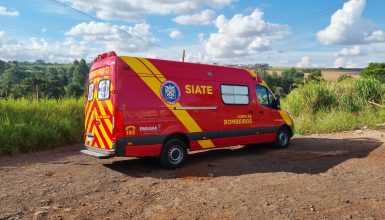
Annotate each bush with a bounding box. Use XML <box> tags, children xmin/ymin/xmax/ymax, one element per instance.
<box><xmin>282</xmin><ymin>78</ymin><xmax>385</xmax><ymax>134</ymax></box>
<box><xmin>283</xmin><ymin>82</ymin><xmax>335</xmax><ymax>116</ymax></box>
<box><xmin>355</xmin><ymin>77</ymin><xmax>384</xmax><ymax>104</ymax></box>
<box><xmin>361</xmin><ymin>62</ymin><xmax>385</xmax><ymax>83</ymax></box>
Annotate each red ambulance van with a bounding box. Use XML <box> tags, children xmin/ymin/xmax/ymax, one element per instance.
<box><xmin>81</xmin><ymin>51</ymin><xmax>294</xmax><ymax>168</ymax></box>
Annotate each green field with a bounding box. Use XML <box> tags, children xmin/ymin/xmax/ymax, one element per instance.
<box><xmin>0</xmin><ymin>98</ymin><xmax>84</xmax><ymax>155</ymax></box>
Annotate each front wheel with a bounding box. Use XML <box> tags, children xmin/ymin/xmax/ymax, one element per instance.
<box><xmin>273</xmin><ymin>127</ymin><xmax>290</xmax><ymax>149</ymax></box>
<box><xmin>159</xmin><ymin>139</ymin><xmax>187</xmax><ymax>169</ymax></box>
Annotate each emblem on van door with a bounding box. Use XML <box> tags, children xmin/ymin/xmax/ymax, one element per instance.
<box><xmin>160</xmin><ymin>81</ymin><xmax>180</xmax><ymax>104</ymax></box>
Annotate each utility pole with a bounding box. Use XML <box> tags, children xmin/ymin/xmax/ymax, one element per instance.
<box><xmin>182</xmin><ymin>50</ymin><xmax>186</xmax><ymax>62</ymax></box>
<box><xmin>36</xmin><ymin>84</ymin><xmax>39</xmax><ymax>101</ymax></box>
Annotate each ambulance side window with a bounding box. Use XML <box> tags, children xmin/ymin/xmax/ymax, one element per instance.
<box><xmin>98</xmin><ymin>79</ymin><xmax>110</xmax><ymax>100</ymax></box>
<box><xmin>87</xmin><ymin>83</ymin><xmax>94</xmax><ymax>102</ymax></box>
<box><xmin>256</xmin><ymin>85</ymin><xmax>272</xmax><ymax>108</ymax></box>
<box><xmin>221</xmin><ymin>85</ymin><xmax>249</xmax><ymax>105</ymax></box>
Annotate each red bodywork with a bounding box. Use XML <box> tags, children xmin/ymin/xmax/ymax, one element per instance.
<box><xmin>84</xmin><ymin>52</ymin><xmax>294</xmax><ymax>157</ymax></box>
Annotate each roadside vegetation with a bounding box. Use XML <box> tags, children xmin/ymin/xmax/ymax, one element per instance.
<box><xmin>0</xmin><ymin>98</ymin><xmax>84</xmax><ymax>155</ymax></box>
<box><xmin>0</xmin><ymin>59</ymin><xmax>88</xmax><ymax>155</ymax></box>
<box><xmin>257</xmin><ymin>63</ymin><xmax>385</xmax><ymax>134</ymax></box>
<box><xmin>282</xmin><ymin>77</ymin><xmax>385</xmax><ymax>134</ymax></box>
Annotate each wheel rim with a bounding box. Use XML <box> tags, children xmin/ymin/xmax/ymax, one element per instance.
<box><xmin>278</xmin><ymin>131</ymin><xmax>288</xmax><ymax>146</ymax></box>
<box><xmin>168</xmin><ymin>145</ymin><xmax>183</xmax><ymax>165</ymax></box>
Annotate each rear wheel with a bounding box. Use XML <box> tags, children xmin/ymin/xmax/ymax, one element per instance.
<box><xmin>159</xmin><ymin>138</ymin><xmax>187</xmax><ymax>169</ymax></box>
<box><xmin>273</xmin><ymin>127</ymin><xmax>290</xmax><ymax>149</ymax></box>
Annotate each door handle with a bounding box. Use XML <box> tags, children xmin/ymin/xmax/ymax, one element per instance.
<box><xmin>258</xmin><ymin>110</ymin><xmax>264</xmax><ymax>114</ymax></box>
<box><xmin>248</xmin><ymin>110</ymin><xmax>253</xmax><ymax>114</ymax></box>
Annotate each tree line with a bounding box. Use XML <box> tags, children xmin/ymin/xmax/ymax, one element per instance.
<box><xmin>0</xmin><ymin>59</ymin><xmax>89</xmax><ymax>99</ymax></box>
<box><xmin>0</xmin><ymin>58</ymin><xmax>383</xmax><ymax>100</ymax></box>
<box><xmin>255</xmin><ymin>67</ymin><xmax>323</xmax><ymax>98</ymax></box>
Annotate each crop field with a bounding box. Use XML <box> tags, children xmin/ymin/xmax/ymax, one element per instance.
<box><xmin>268</xmin><ymin>68</ymin><xmax>361</xmax><ymax>80</ymax></box>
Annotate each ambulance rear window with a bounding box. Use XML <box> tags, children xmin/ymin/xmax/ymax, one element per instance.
<box><xmin>87</xmin><ymin>83</ymin><xmax>94</xmax><ymax>102</ymax></box>
<box><xmin>98</xmin><ymin>79</ymin><xmax>110</xmax><ymax>100</ymax></box>
<box><xmin>221</xmin><ymin>85</ymin><xmax>249</xmax><ymax>105</ymax></box>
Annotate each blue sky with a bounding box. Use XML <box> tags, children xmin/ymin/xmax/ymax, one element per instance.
<box><xmin>0</xmin><ymin>0</ymin><xmax>384</xmax><ymax>67</ymax></box>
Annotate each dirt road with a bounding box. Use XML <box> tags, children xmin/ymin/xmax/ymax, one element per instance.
<box><xmin>1</xmin><ymin>130</ymin><xmax>385</xmax><ymax>220</ymax></box>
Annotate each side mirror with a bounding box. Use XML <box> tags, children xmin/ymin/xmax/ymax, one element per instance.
<box><xmin>273</xmin><ymin>98</ymin><xmax>281</xmax><ymax>110</ymax></box>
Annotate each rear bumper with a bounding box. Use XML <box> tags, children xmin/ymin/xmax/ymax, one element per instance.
<box><xmin>81</xmin><ymin>146</ymin><xmax>114</xmax><ymax>159</ymax></box>
<box><xmin>81</xmin><ymin>144</ymin><xmax>162</xmax><ymax>158</ymax></box>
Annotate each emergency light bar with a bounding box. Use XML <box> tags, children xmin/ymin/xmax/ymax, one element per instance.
<box><xmin>94</xmin><ymin>51</ymin><xmax>117</xmax><ymax>62</ymax></box>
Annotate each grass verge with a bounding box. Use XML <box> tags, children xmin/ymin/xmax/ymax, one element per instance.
<box><xmin>0</xmin><ymin>98</ymin><xmax>84</xmax><ymax>155</ymax></box>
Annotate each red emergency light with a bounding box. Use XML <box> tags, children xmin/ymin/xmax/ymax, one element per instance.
<box><xmin>94</xmin><ymin>51</ymin><xmax>117</xmax><ymax>62</ymax></box>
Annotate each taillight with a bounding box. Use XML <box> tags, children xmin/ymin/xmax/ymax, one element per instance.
<box><xmin>114</xmin><ymin>110</ymin><xmax>124</xmax><ymax>137</ymax></box>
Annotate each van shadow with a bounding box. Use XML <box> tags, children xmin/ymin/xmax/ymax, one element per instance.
<box><xmin>104</xmin><ymin>137</ymin><xmax>383</xmax><ymax>178</ymax></box>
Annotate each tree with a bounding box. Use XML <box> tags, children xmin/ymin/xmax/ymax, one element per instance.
<box><xmin>65</xmin><ymin>81</ymin><xmax>84</xmax><ymax>97</ymax></box>
<box><xmin>282</xmin><ymin>67</ymin><xmax>304</xmax><ymax>79</ymax></box>
<box><xmin>41</xmin><ymin>68</ymin><xmax>64</xmax><ymax>98</ymax></box>
<box><xmin>361</xmin><ymin>63</ymin><xmax>385</xmax><ymax>83</ymax></box>
<box><xmin>65</xmin><ymin>59</ymin><xmax>89</xmax><ymax>97</ymax></box>
<box><xmin>0</xmin><ymin>62</ymin><xmax>25</xmax><ymax>98</ymax></box>
<box><xmin>306</xmin><ymin>69</ymin><xmax>323</xmax><ymax>82</ymax></box>
<box><xmin>0</xmin><ymin>59</ymin><xmax>7</xmax><ymax>73</ymax></box>
<box><xmin>337</xmin><ymin>75</ymin><xmax>352</xmax><ymax>82</ymax></box>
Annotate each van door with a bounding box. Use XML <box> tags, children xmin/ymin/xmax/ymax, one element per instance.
<box><xmin>217</xmin><ymin>84</ymin><xmax>256</xmax><ymax>147</ymax></box>
<box><xmin>254</xmin><ymin>84</ymin><xmax>280</xmax><ymax>142</ymax></box>
<box><xmin>85</xmin><ymin>75</ymin><xmax>114</xmax><ymax>151</ymax></box>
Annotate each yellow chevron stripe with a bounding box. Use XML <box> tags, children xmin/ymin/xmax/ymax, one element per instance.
<box><xmin>96</xmin><ymin>100</ymin><xmax>112</xmax><ymax>130</ymax></box>
<box><xmin>120</xmin><ymin>56</ymin><xmax>215</xmax><ymax>149</ymax></box>
<box><xmin>86</xmin><ymin>108</ymin><xmax>95</xmax><ymax>134</ymax></box>
<box><xmin>96</xmin><ymin>121</ymin><xmax>112</xmax><ymax>148</ymax></box>
<box><xmin>93</xmin><ymin>121</ymin><xmax>105</xmax><ymax>149</ymax></box>
<box><xmin>105</xmin><ymin>100</ymin><xmax>113</xmax><ymax>115</ymax></box>
<box><xmin>84</xmin><ymin>101</ymin><xmax>90</xmax><ymax>129</ymax></box>
<box><xmin>85</xmin><ymin>94</ymin><xmax>95</xmax><ymax>132</ymax></box>
<box><xmin>138</xmin><ymin>58</ymin><xmax>166</xmax><ymax>81</ymax></box>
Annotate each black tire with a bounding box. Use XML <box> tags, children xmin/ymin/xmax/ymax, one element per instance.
<box><xmin>273</xmin><ymin>127</ymin><xmax>290</xmax><ymax>149</ymax></box>
<box><xmin>159</xmin><ymin>138</ymin><xmax>187</xmax><ymax>169</ymax></box>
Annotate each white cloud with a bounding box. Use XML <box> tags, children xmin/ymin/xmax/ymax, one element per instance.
<box><xmin>0</xmin><ymin>6</ymin><xmax>19</xmax><ymax>16</ymax></box>
<box><xmin>296</xmin><ymin>56</ymin><xmax>310</xmax><ymax>68</ymax></box>
<box><xmin>335</xmin><ymin>45</ymin><xmax>364</xmax><ymax>57</ymax></box>
<box><xmin>65</xmin><ymin>21</ymin><xmax>154</xmax><ymax>52</ymax></box>
<box><xmin>0</xmin><ymin>31</ymin><xmax>96</xmax><ymax>62</ymax></box>
<box><xmin>169</xmin><ymin>30</ymin><xmax>183</xmax><ymax>39</ymax></box>
<box><xmin>334</xmin><ymin>57</ymin><xmax>358</xmax><ymax>68</ymax></box>
<box><xmin>69</xmin><ymin>0</ymin><xmax>234</xmax><ymax>21</ymax></box>
<box><xmin>41</xmin><ymin>28</ymin><xmax>47</xmax><ymax>33</ymax></box>
<box><xmin>173</xmin><ymin>10</ymin><xmax>216</xmax><ymax>25</ymax></box>
<box><xmin>203</xmin><ymin>8</ymin><xmax>289</xmax><ymax>58</ymax></box>
<box><xmin>317</xmin><ymin>0</ymin><xmax>385</xmax><ymax>45</ymax></box>
<box><xmin>365</xmin><ymin>30</ymin><xmax>385</xmax><ymax>42</ymax></box>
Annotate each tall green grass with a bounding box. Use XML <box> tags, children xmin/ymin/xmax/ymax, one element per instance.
<box><xmin>283</xmin><ymin>77</ymin><xmax>385</xmax><ymax>134</ymax></box>
<box><xmin>0</xmin><ymin>98</ymin><xmax>84</xmax><ymax>155</ymax></box>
